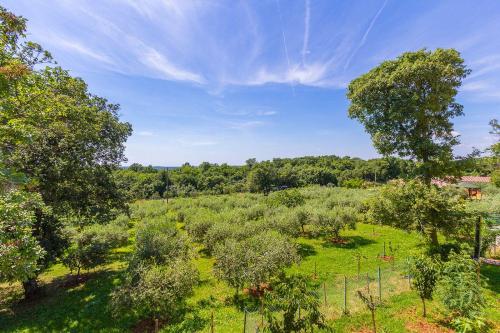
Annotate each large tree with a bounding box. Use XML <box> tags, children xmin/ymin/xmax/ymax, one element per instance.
<box><xmin>347</xmin><ymin>49</ymin><xmax>470</xmax><ymax>183</ymax></box>
<box><xmin>367</xmin><ymin>180</ymin><xmax>471</xmax><ymax>248</ymax></box>
<box><xmin>0</xmin><ymin>6</ymin><xmax>132</xmax><ymax>297</ymax></box>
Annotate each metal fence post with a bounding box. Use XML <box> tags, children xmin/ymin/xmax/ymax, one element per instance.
<box><xmin>378</xmin><ymin>267</ymin><xmax>382</xmax><ymax>301</ymax></box>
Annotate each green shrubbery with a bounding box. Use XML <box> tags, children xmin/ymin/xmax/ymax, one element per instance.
<box><xmin>63</xmin><ymin>223</ymin><xmax>128</xmax><ymax>277</ymax></box>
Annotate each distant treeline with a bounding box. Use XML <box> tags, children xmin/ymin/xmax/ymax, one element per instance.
<box><xmin>114</xmin><ymin>155</ymin><xmax>495</xmax><ymax>200</ymax></box>
<box><xmin>114</xmin><ymin>156</ymin><xmax>404</xmax><ymax>200</ymax></box>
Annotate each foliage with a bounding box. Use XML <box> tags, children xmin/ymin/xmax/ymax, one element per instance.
<box><xmin>132</xmin><ymin>219</ymin><xmax>189</xmax><ymax>267</ymax></box>
<box><xmin>213</xmin><ymin>238</ymin><xmax>248</xmax><ymax>294</ymax></box>
<box><xmin>341</xmin><ymin>178</ymin><xmax>365</xmax><ymax>189</ymax></box>
<box><xmin>247</xmin><ymin>162</ymin><xmax>276</xmax><ymax>195</ymax></box>
<box><xmin>62</xmin><ymin>224</ymin><xmax>128</xmax><ymax>276</ymax></box>
<box><xmin>110</xmin><ymin>261</ymin><xmax>198</xmax><ymax>321</ymax></box>
<box><xmin>264</xmin><ymin>273</ymin><xmax>327</xmax><ymax>333</ymax></box>
<box><xmin>410</xmin><ymin>255</ymin><xmax>440</xmax><ymax>317</ymax></box>
<box><xmin>491</xmin><ymin>169</ymin><xmax>500</xmax><ymax>187</ymax></box>
<box><xmin>267</xmin><ymin>189</ymin><xmax>305</xmax><ymax>208</ymax></box>
<box><xmin>440</xmin><ymin>252</ymin><xmax>485</xmax><ymax>321</ymax></box>
<box><xmin>348</xmin><ymin>48</ymin><xmax>470</xmax><ymax>183</ymax></box>
<box><xmin>214</xmin><ymin>231</ymin><xmax>298</xmax><ymax>292</ymax></box>
<box><xmin>114</xmin><ymin>156</ymin><xmax>416</xmax><ymax>200</ymax></box>
<box><xmin>0</xmin><ymin>6</ymin><xmax>131</xmax><ymax>297</ymax></box>
<box><xmin>0</xmin><ymin>190</ymin><xmax>46</xmax><ymax>283</ymax></box>
<box><xmin>312</xmin><ymin>206</ymin><xmax>358</xmax><ymax>240</ymax></box>
<box><xmin>367</xmin><ymin>179</ymin><xmax>471</xmax><ymax>247</ymax></box>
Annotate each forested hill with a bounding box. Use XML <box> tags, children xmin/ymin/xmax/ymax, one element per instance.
<box><xmin>115</xmin><ymin>155</ymin><xmax>495</xmax><ymax>200</ymax></box>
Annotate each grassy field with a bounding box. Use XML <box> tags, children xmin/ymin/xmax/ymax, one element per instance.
<box><xmin>1</xmin><ymin>187</ymin><xmax>499</xmax><ymax>332</ymax></box>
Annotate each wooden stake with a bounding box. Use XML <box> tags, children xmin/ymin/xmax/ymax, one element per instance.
<box><xmin>211</xmin><ymin>311</ymin><xmax>214</xmax><ymax>333</ymax></box>
<box><xmin>243</xmin><ymin>309</ymin><xmax>247</xmax><ymax>333</ymax></box>
<box><xmin>366</xmin><ymin>273</ymin><xmax>370</xmax><ymax>293</ymax></box>
<box><xmin>154</xmin><ymin>318</ymin><xmax>159</xmax><ymax>333</ymax></box>
<box><xmin>323</xmin><ymin>282</ymin><xmax>327</xmax><ymax>305</ymax></box>
<box><xmin>343</xmin><ymin>276</ymin><xmax>347</xmax><ymax>315</ymax></box>
<box><xmin>378</xmin><ymin>267</ymin><xmax>382</xmax><ymax>301</ymax></box>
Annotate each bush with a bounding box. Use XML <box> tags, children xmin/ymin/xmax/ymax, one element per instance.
<box><xmin>264</xmin><ymin>272</ymin><xmax>326</xmax><ymax>332</ymax></box>
<box><xmin>440</xmin><ymin>252</ymin><xmax>485</xmax><ymax>329</ymax></box>
<box><xmin>410</xmin><ymin>255</ymin><xmax>440</xmax><ymax>317</ymax></box>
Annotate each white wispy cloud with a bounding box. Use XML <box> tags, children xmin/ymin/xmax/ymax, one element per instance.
<box><xmin>301</xmin><ymin>0</ymin><xmax>311</xmax><ymax>65</ymax></box>
<box><xmin>228</xmin><ymin>120</ymin><xmax>267</xmax><ymax>130</ymax></box>
<box><xmin>137</xmin><ymin>131</ymin><xmax>154</xmax><ymax>137</ymax></box>
<box><xmin>344</xmin><ymin>0</ymin><xmax>388</xmax><ymax>70</ymax></box>
<box><xmin>140</xmin><ymin>48</ymin><xmax>205</xmax><ymax>84</ymax></box>
<box><xmin>47</xmin><ymin>35</ymin><xmax>113</xmax><ymax>64</ymax></box>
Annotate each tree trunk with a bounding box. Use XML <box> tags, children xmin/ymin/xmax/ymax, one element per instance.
<box><xmin>429</xmin><ymin>228</ymin><xmax>439</xmax><ymax>248</ymax></box>
<box><xmin>22</xmin><ymin>278</ymin><xmax>40</xmax><ymax>299</ymax></box>
<box><xmin>473</xmin><ymin>216</ymin><xmax>481</xmax><ymax>260</ymax></box>
<box><xmin>421</xmin><ymin>297</ymin><xmax>427</xmax><ymax>317</ymax></box>
<box><xmin>371</xmin><ymin>309</ymin><xmax>377</xmax><ymax>333</ymax></box>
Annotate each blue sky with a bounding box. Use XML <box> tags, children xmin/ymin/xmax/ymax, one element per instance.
<box><xmin>4</xmin><ymin>0</ymin><xmax>500</xmax><ymax>165</ymax></box>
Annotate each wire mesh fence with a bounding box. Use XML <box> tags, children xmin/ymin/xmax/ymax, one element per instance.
<box><xmin>206</xmin><ymin>260</ymin><xmax>413</xmax><ymax>332</ymax></box>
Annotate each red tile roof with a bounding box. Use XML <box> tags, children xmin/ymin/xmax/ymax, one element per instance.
<box><xmin>431</xmin><ymin>176</ymin><xmax>491</xmax><ymax>187</ymax></box>
<box><xmin>460</xmin><ymin>176</ymin><xmax>491</xmax><ymax>183</ymax></box>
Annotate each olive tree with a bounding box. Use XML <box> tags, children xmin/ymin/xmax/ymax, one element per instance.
<box><xmin>213</xmin><ymin>231</ymin><xmax>298</xmax><ymax>294</ymax></box>
<box><xmin>63</xmin><ymin>224</ymin><xmax>128</xmax><ymax>278</ymax></box>
<box><xmin>312</xmin><ymin>207</ymin><xmax>357</xmax><ymax>241</ymax></box>
<box><xmin>348</xmin><ymin>49</ymin><xmax>469</xmax><ymax>183</ymax></box>
<box><xmin>110</xmin><ymin>260</ymin><xmax>198</xmax><ymax>324</ymax></box>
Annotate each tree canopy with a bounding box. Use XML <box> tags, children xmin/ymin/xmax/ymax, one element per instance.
<box><xmin>347</xmin><ymin>49</ymin><xmax>470</xmax><ymax>183</ymax></box>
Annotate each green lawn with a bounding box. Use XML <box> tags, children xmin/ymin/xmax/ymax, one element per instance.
<box><xmin>1</xmin><ymin>198</ymin><xmax>499</xmax><ymax>332</ymax></box>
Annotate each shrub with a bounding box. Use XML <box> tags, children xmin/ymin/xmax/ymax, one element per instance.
<box><xmin>440</xmin><ymin>252</ymin><xmax>485</xmax><ymax>329</ymax></box>
<box><xmin>410</xmin><ymin>255</ymin><xmax>440</xmax><ymax>317</ymax></box>
<box><xmin>264</xmin><ymin>273</ymin><xmax>326</xmax><ymax>332</ymax></box>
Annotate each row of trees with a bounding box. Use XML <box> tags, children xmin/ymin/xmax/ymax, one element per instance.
<box><xmin>0</xmin><ymin>7</ymin><xmax>131</xmax><ymax>297</ymax></box>
<box><xmin>114</xmin><ymin>156</ymin><xmax>419</xmax><ymax>200</ymax></box>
